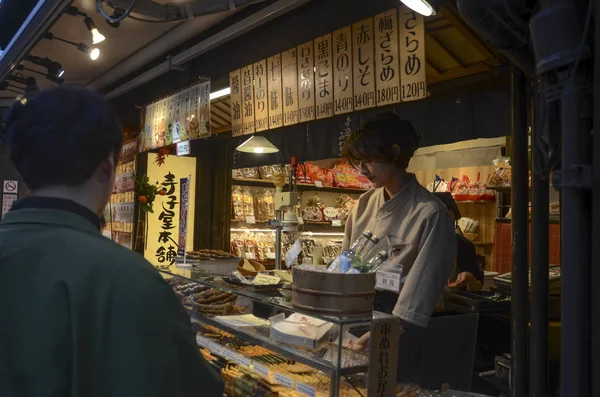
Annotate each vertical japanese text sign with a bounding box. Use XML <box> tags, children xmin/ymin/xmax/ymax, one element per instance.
<box><xmin>230</xmin><ymin>69</ymin><xmax>243</xmax><ymax>137</ymax></box>
<box><xmin>353</xmin><ymin>17</ymin><xmax>377</xmax><ymax>110</ymax></box>
<box><xmin>281</xmin><ymin>48</ymin><xmax>299</xmax><ymax>126</ymax></box>
<box><xmin>375</xmin><ymin>9</ymin><xmax>401</xmax><ymax>105</ymax></box>
<box><xmin>241</xmin><ymin>65</ymin><xmax>256</xmax><ymax>134</ymax></box>
<box><xmin>333</xmin><ymin>26</ymin><xmax>354</xmax><ymax>115</ymax></box>
<box><xmin>267</xmin><ymin>54</ymin><xmax>284</xmax><ymax>129</ymax></box>
<box><xmin>254</xmin><ymin>60</ymin><xmax>269</xmax><ymax>132</ymax></box>
<box><xmin>399</xmin><ymin>6</ymin><xmax>427</xmax><ymax>101</ymax></box>
<box><xmin>297</xmin><ymin>41</ymin><xmax>315</xmax><ymax>123</ymax></box>
<box><xmin>156</xmin><ymin>172</ymin><xmax>179</xmax><ymax>268</ymax></box>
<box><xmin>198</xmin><ymin>80</ymin><xmax>211</xmax><ymax>138</ymax></box>
<box><xmin>178</xmin><ymin>177</ymin><xmax>190</xmax><ymax>256</ymax></box>
<box><xmin>367</xmin><ymin>317</ymin><xmax>400</xmax><ymax>397</ymax></box>
<box><xmin>314</xmin><ymin>33</ymin><xmax>334</xmax><ymax>119</ymax></box>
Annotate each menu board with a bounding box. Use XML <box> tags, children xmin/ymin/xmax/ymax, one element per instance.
<box><xmin>333</xmin><ymin>26</ymin><xmax>353</xmax><ymax>115</ymax></box>
<box><xmin>352</xmin><ymin>17</ymin><xmax>377</xmax><ymax>110</ymax></box>
<box><xmin>399</xmin><ymin>6</ymin><xmax>427</xmax><ymax>101</ymax></box>
<box><xmin>230</xmin><ymin>69</ymin><xmax>243</xmax><ymax>136</ymax></box>
<box><xmin>297</xmin><ymin>41</ymin><xmax>315</xmax><ymax>123</ymax></box>
<box><xmin>253</xmin><ymin>60</ymin><xmax>269</xmax><ymax>132</ymax></box>
<box><xmin>267</xmin><ymin>54</ymin><xmax>284</xmax><ymax>129</ymax></box>
<box><xmin>281</xmin><ymin>48</ymin><xmax>299</xmax><ymax>126</ymax></box>
<box><xmin>375</xmin><ymin>9</ymin><xmax>401</xmax><ymax>105</ymax></box>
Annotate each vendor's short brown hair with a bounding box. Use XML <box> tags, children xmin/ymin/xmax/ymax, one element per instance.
<box><xmin>343</xmin><ymin>112</ymin><xmax>420</xmax><ymax>169</ymax></box>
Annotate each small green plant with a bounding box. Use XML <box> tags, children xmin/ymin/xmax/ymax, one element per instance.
<box><xmin>135</xmin><ymin>174</ymin><xmax>160</xmax><ymax>213</ymax></box>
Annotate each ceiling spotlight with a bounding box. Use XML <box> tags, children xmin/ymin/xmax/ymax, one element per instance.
<box><xmin>65</xmin><ymin>6</ymin><xmax>107</xmax><ymax>43</ymax></box>
<box><xmin>400</xmin><ymin>0</ymin><xmax>447</xmax><ymax>16</ymax></box>
<box><xmin>16</xmin><ymin>64</ymin><xmax>63</xmax><ymax>85</ymax></box>
<box><xmin>24</xmin><ymin>55</ymin><xmax>64</xmax><ymax>79</ymax></box>
<box><xmin>84</xmin><ymin>17</ymin><xmax>106</xmax><ymax>44</ymax></box>
<box><xmin>44</xmin><ymin>32</ymin><xmax>100</xmax><ymax>61</ymax></box>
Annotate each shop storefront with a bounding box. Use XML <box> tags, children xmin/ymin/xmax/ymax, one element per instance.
<box><xmin>3</xmin><ymin>0</ymin><xmax>596</xmax><ymax>396</ymax></box>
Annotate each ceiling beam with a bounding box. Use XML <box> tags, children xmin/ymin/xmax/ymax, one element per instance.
<box><xmin>437</xmin><ymin>5</ymin><xmax>496</xmax><ymax>61</ymax></box>
<box><xmin>427</xmin><ymin>34</ymin><xmax>467</xmax><ymax>69</ymax></box>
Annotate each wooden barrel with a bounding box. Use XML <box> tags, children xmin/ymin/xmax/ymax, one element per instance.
<box><xmin>291</xmin><ymin>267</ymin><xmax>376</xmax><ymax>317</ymax></box>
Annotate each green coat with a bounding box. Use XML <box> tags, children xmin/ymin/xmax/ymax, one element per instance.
<box><xmin>0</xmin><ymin>207</ymin><xmax>224</xmax><ymax>397</ymax></box>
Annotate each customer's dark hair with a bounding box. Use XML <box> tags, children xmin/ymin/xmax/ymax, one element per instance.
<box><xmin>343</xmin><ymin>112</ymin><xmax>420</xmax><ymax>169</ymax></box>
<box><xmin>1</xmin><ymin>84</ymin><xmax>122</xmax><ymax>189</ymax></box>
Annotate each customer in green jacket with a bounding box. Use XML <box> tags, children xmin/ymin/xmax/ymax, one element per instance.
<box><xmin>0</xmin><ymin>85</ymin><xmax>224</xmax><ymax>396</ymax></box>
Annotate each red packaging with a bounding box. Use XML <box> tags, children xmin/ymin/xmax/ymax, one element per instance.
<box><xmin>296</xmin><ymin>164</ymin><xmax>312</xmax><ymax>184</ymax></box>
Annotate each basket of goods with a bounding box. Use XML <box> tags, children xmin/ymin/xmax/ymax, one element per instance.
<box><xmin>292</xmin><ymin>265</ymin><xmax>377</xmax><ymax>316</ymax></box>
<box><xmin>237</xmin><ymin>258</ymin><xmax>266</xmax><ymax>277</ymax></box>
<box><xmin>188</xmin><ymin>289</ymin><xmax>237</xmax><ymax>315</ymax></box>
<box><xmin>302</xmin><ymin>194</ymin><xmax>325</xmax><ymax>223</ymax></box>
<box><xmin>488</xmin><ymin>156</ymin><xmax>512</xmax><ymax>188</ymax></box>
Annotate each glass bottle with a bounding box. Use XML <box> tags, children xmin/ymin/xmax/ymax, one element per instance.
<box><xmin>327</xmin><ymin>230</ymin><xmax>373</xmax><ymax>273</ymax></box>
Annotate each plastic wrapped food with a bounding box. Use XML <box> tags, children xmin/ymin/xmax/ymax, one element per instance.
<box><xmin>302</xmin><ymin>194</ymin><xmax>325</xmax><ymax>222</ymax></box>
<box><xmin>259</xmin><ymin>165</ymin><xmax>274</xmax><ymax>181</ymax></box>
<box><xmin>242</xmin><ymin>188</ymin><xmax>255</xmax><ymax>217</ymax></box>
<box><xmin>232</xmin><ymin>186</ymin><xmax>245</xmax><ymax>221</ymax></box>
<box><xmin>241</xmin><ymin>167</ymin><xmax>260</xmax><ymax>180</ymax></box>
<box><xmin>489</xmin><ymin>157</ymin><xmax>512</xmax><ymax>187</ymax></box>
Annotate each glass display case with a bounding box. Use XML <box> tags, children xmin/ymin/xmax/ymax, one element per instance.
<box><xmin>161</xmin><ymin>269</ymin><xmax>401</xmax><ymax>397</ymax></box>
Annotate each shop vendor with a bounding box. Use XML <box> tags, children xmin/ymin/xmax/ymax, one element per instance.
<box><xmin>341</xmin><ymin>112</ymin><xmax>457</xmax><ymax>351</ymax></box>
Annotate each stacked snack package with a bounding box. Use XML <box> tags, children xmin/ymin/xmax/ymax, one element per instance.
<box><xmin>302</xmin><ymin>194</ymin><xmax>325</xmax><ymax>223</ymax></box>
<box><xmin>254</xmin><ymin>189</ymin><xmax>275</xmax><ymax>222</ymax></box>
<box><xmin>305</xmin><ymin>162</ymin><xmax>335</xmax><ymax>187</ymax></box>
<box><xmin>259</xmin><ymin>165</ymin><xmax>274</xmax><ymax>182</ymax></box>
<box><xmin>232</xmin><ymin>187</ymin><xmax>245</xmax><ymax>221</ymax></box>
<box><xmin>489</xmin><ymin>156</ymin><xmax>512</xmax><ymax>187</ymax></box>
<box><xmin>242</xmin><ymin>188</ymin><xmax>255</xmax><ymax>219</ymax></box>
<box><xmin>453</xmin><ymin>174</ymin><xmax>495</xmax><ymax>201</ymax></box>
<box><xmin>296</xmin><ymin>163</ymin><xmax>312</xmax><ymax>184</ymax></box>
<box><xmin>332</xmin><ymin>162</ymin><xmax>363</xmax><ymax>189</ymax></box>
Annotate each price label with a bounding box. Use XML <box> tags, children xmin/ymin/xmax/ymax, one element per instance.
<box><xmin>332</xmin><ymin>219</ymin><xmax>342</xmax><ymax>227</ymax></box>
<box><xmin>222</xmin><ymin>348</ymin><xmax>237</xmax><ymax>361</ymax></box>
<box><xmin>253</xmin><ymin>361</ymin><xmax>270</xmax><ymax>377</ymax></box>
<box><xmin>252</xmin><ymin>273</ymin><xmax>281</xmax><ymax>285</ymax></box>
<box><xmin>245</xmin><ymin>252</ymin><xmax>256</xmax><ymax>260</ymax></box>
<box><xmin>296</xmin><ymin>382</ymin><xmax>317</xmax><ymax>397</ymax></box>
<box><xmin>196</xmin><ymin>335</ymin><xmax>209</xmax><ymax>348</ymax></box>
<box><xmin>314</xmin><ymin>181</ymin><xmax>323</xmax><ymax>188</ymax></box>
<box><xmin>323</xmin><ymin>207</ymin><xmax>338</xmax><ymax>218</ymax></box>
<box><xmin>266</xmin><ymin>252</ymin><xmax>276</xmax><ymax>260</ymax></box>
<box><xmin>274</xmin><ymin>372</ymin><xmax>294</xmax><ymax>388</ymax></box>
<box><xmin>236</xmin><ymin>354</ymin><xmax>252</xmax><ymax>367</ymax></box>
<box><xmin>176</xmin><ymin>140</ymin><xmax>191</xmax><ymax>156</ymax></box>
<box><xmin>376</xmin><ymin>271</ymin><xmax>402</xmax><ymax>293</ymax></box>
<box><xmin>208</xmin><ymin>341</ymin><xmax>222</xmax><ymax>355</ymax></box>
<box><xmin>246</xmin><ymin>215</ymin><xmax>256</xmax><ymax>224</ymax></box>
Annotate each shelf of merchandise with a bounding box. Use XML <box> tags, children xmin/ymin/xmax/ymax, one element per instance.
<box><xmin>232</xmin><ymin>178</ymin><xmax>367</xmax><ymax>195</ymax></box>
<box><xmin>162</xmin><ymin>269</ymin><xmax>401</xmax><ymax>396</ymax></box>
<box><xmin>188</xmin><ymin>310</ymin><xmax>369</xmax><ymax>375</ymax></box>
<box><xmin>455</xmin><ymin>200</ymin><xmax>496</xmax><ymax>205</ymax></box>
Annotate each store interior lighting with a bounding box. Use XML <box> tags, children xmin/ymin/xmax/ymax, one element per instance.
<box><xmin>236</xmin><ymin>135</ymin><xmax>279</xmax><ymax>154</ymax></box>
<box><xmin>44</xmin><ymin>32</ymin><xmax>100</xmax><ymax>61</ymax></box>
<box><xmin>400</xmin><ymin>0</ymin><xmax>447</xmax><ymax>16</ymax></box>
<box><xmin>210</xmin><ymin>87</ymin><xmax>231</xmax><ymax>100</ymax></box>
<box><xmin>65</xmin><ymin>6</ymin><xmax>106</xmax><ymax>44</ymax></box>
<box><xmin>24</xmin><ymin>55</ymin><xmax>65</xmax><ymax>79</ymax></box>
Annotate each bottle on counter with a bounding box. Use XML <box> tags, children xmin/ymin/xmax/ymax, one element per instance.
<box><xmin>327</xmin><ymin>230</ymin><xmax>373</xmax><ymax>273</ymax></box>
<box><xmin>346</xmin><ymin>249</ymin><xmax>388</xmax><ymax>274</ymax></box>
<box><xmin>350</xmin><ymin>235</ymin><xmax>380</xmax><ymax>269</ymax></box>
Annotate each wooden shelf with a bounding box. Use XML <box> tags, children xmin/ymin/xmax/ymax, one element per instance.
<box><xmin>456</xmin><ymin>200</ymin><xmax>496</xmax><ymax>204</ymax></box>
<box><xmin>232</xmin><ymin>178</ymin><xmax>367</xmax><ymax>195</ymax></box>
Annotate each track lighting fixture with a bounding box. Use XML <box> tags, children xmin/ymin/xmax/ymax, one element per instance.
<box><xmin>65</xmin><ymin>6</ymin><xmax>106</xmax><ymax>44</ymax></box>
<box><xmin>24</xmin><ymin>55</ymin><xmax>65</xmax><ymax>79</ymax></box>
<box><xmin>16</xmin><ymin>64</ymin><xmax>64</xmax><ymax>85</ymax></box>
<box><xmin>44</xmin><ymin>32</ymin><xmax>101</xmax><ymax>61</ymax></box>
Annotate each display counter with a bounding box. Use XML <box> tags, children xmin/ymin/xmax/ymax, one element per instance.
<box><xmin>161</xmin><ymin>269</ymin><xmax>402</xmax><ymax>397</ymax></box>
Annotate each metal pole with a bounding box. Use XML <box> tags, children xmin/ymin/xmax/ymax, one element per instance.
<box><xmin>592</xmin><ymin>11</ymin><xmax>600</xmax><ymax>396</ymax></box>
<box><xmin>560</xmin><ymin>66</ymin><xmax>592</xmax><ymax>397</ymax></box>
<box><xmin>510</xmin><ymin>67</ymin><xmax>529</xmax><ymax>397</ymax></box>
<box><xmin>275</xmin><ymin>210</ymin><xmax>282</xmax><ymax>270</ymax></box>
<box><xmin>530</xmin><ymin>79</ymin><xmax>549</xmax><ymax>397</ymax></box>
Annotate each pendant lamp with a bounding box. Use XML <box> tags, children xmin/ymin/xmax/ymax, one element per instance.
<box><xmin>236</xmin><ymin>135</ymin><xmax>279</xmax><ymax>154</ymax></box>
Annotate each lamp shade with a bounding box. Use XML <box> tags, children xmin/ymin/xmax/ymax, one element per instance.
<box><xmin>400</xmin><ymin>0</ymin><xmax>446</xmax><ymax>16</ymax></box>
<box><xmin>236</xmin><ymin>135</ymin><xmax>279</xmax><ymax>154</ymax></box>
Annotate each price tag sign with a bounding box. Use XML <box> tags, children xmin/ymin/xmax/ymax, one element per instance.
<box><xmin>208</xmin><ymin>341</ymin><xmax>222</xmax><ymax>355</ymax></box>
<box><xmin>296</xmin><ymin>382</ymin><xmax>317</xmax><ymax>397</ymax></box>
<box><xmin>274</xmin><ymin>372</ymin><xmax>294</xmax><ymax>388</ymax></box>
<box><xmin>222</xmin><ymin>348</ymin><xmax>236</xmax><ymax>361</ymax></box>
<box><xmin>245</xmin><ymin>215</ymin><xmax>256</xmax><ymax>224</ymax></box>
<box><xmin>245</xmin><ymin>252</ymin><xmax>256</xmax><ymax>260</ymax></box>
<box><xmin>236</xmin><ymin>354</ymin><xmax>252</xmax><ymax>368</ymax></box>
<box><xmin>314</xmin><ymin>181</ymin><xmax>323</xmax><ymax>188</ymax></box>
<box><xmin>176</xmin><ymin>140</ymin><xmax>191</xmax><ymax>156</ymax></box>
<box><xmin>332</xmin><ymin>219</ymin><xmax>342</xmax><ymax>227</ymax></box>
<box><xmin>376</xmin><ymin>271</ymin><xmax>402</xmax><ymax>293</ymax></box>
<box><xmin>266</xmin><ymin>252</ymin><xmax>276</xmax><ymax>260</ymax></box>
<box><xmin>196</xmin><ymin>335</ymin><xmax>209</xmax><ymax>348</ymax></box>
<box><xmin>253</xmin><ymin>361</ymin><xmax>270</xmax><ymax>378</ymax></box>
<box><xmin>323</xmin><ymin>207</ymin><xmax>338</xmax><ymax>218</ymax></box>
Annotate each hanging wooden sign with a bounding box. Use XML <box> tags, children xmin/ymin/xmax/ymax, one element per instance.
<box><xmin>352</xmin><ymin>17</ymin><xmax>376</xmax><ymax>110</ymax></box>
<box><xmin>230</xmin><ymin>69</ymin><xmax>243</xmax><ymax>137</ymax></box>
<box><xmin>253</xmin><ymin>60</ymin><xmax>269</xmax><ymax>132</ymax></box>
<box><xmin>297</xmin><ymin>41</ymin><xmax>315</xmax><ymax>123</ymax></box>
<box><xmin>281</xmin><ymin>48</ymin><xmax>299</xmax><ymax>126</ymax></box>
<box><xmin>399</xmin><ymin>6</ymin><xmax>427</xmax><ymax>102</ymax></box>
<box><xmin>375</xmin><ymin>9</ymin><xmax>401</xmax><ymax>106</ymax></box>
<box><xmin>333</xmin><ymin>26</ymin><xmax>353</xmax><ymax>115</ymax></box>
<box><xmin>198</xmin><ymin>80</ymin><xmax>211</xmax><ymax>137</ymax></box>
<box><xmin>241</xmin><ymin>65</ymin><xmax>255</xmax><ymax>134</ymax></box>
<box><xmin>314</xmin><ymin>33</ymin><xmax>334</xmax><ymax>119</ymax></box>
<box><xmin>267</xmin><ymin>54</ymin><xmax>284</xmax><ymax>129</ymax></box>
